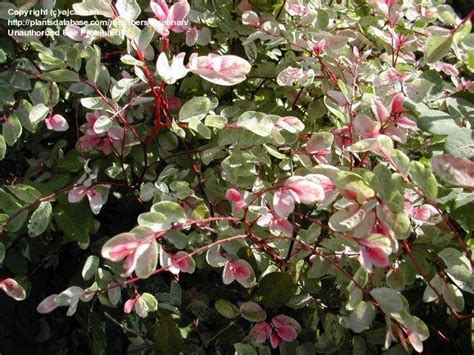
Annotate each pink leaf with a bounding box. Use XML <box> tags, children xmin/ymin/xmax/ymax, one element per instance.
<box><xmin>273</xmin><ymin>189</ymin><xmax>295</xmax><ymax>218</ymax></box>
<box><xmin>249</xmin><ymin>322</ymin><xmax>272</xmax><ymax>343</ymax></box>
<box><xmin>390</xmin><ymin>93</ymin><xmax>404</xmax><ymax>114</ymax></box>
<box><xmin>37</xmin><ymin>294</ymin><xmax>59</xmax><ymax>313</ymax></box>
<box><xmin>124</xmin><ymin>297</ymin><xmax>137</xmax><ymax>314</ymax></box>
<box><xmin>354</xmin><ymin>114</ymin><xmax>380</xmax><ymax>139</ymax></box>
<box><xmin>45</xmin><ymin>114</ymin><xmax>69</xmax><ymax>131</ymax></box>
<box><xmin>150</xmin><ymin>0</ymin><xmax>168</xmax><ymax>21</ymax></box>
<box><xmin>0</xmin><ymin>278</ymin><xmax>26</xmax><ymax>301</ymax></box>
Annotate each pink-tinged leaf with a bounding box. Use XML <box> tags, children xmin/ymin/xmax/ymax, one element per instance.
<box><xmin>222</xmin><ymin>259</ymin><xmax>255</xmax><ymax>287</ymax></box>
<box><xmin>269</xmin><ymin>217</ymin><xmax>293</xmax><ymax>237</ymax></box>
<box><xmin>390</xmin><ymin>93</ymin><xmax>405</xmax><ymax>114</ymax></box>
<box><xmin>101</xmin><ymin>233</ymin><xmax>138</xmax><ymax>261</ymax></box>
<box><xmin>276</xmin><ymin>116</ymin><xmax>305</xmax><ymax>133</ymax></box>
<box><xmin>395</xmin><ymin>116</ymin><xmax>417</xmax><ymax>130</ymax></box>
<box><xmin>277</xmin><ymin>67</ymin><xmax>303</xmax><ymax>86</ymax></box>
<box><xmin>148</xmin><ymin>18</ymin><xmax>170</xmax><ymax>37</ymax></box>
<box><xmin>372</xmin><ymin>99</ymin><xmax>390</xmax><ymax>123</ymax></box>
<box><xmin>431</xmin><ymin>61</ymin><xmax>459</xmax><ymax>76</ymax></box>
<box><xmin>273</xmin><ymin>189</ymin><xmax>295</xmax><ymax>218</ymax></box>
<box><xmin>45</xmin><ymin>114</ymin><xmax>69</xmax><ymax>131</ymax></box>
<box><xmin>0</xmin><ymin>278</ymin><xmax>26</xmax><ymax>301</ymax></box>
<box><xmin>285</xmin><ymin>176</ymin><xmax>325</xmax><ymax>205</ymax></box>
<box><xmin>242</xmin><ymin>11</ymin><xmax>260</xmax><ymax>27</ymax></box>
<box><xmin>306</xmin><ymin>132</ymin><xmax>333</xmax><ymax>154</ymax></box>
<box><xmin>407</xmin><ymin>328</ymin><xmax>423</xmax><ymax>353</ymax></box>
<box><xmin>123</xmin><ymin>242</ymin><xmax>151</xmax><ymax>277</ymax></box>
<box><xmin>86</xmin><ymin>188</ymin><xmax>103</xmax><ymax>215</ymax></box>
<box><xmin>431</xmin><ymin>154</ymin><xmax>474</xmax><ymax>188</ymax></box>
<box><xmin>269</xmin><ymin>334</ymin><xmax>281</xmax><ymax>349</ymax></box>
<box><xmin>123</xmin><ymin>297</ymin><xmax>137</xmax><ymax>314</ymax></box>
<box><xmin>68</xmin><ymin>186</ymin><xmax>88</xmax><ymax>203</ymax></box>
<box><xmin>240</xmin><ymin>302</ymin><xmax>267</xmax><ymax>322</ymax></box>
<box><xmin>64</xmin><ymin>25</ymin><xmax>87</xmax><ymax>41</ymax></box>
<box><xmin>354</xmin><ymin>114</ymin><xmax>380</xmax><ymax>139</ymax></box>
<box><xmin>168</xmin><ymin>1</ymin><xmax>190</xmax><ymax>31</ymax></box>
<box><xmin>276</xmin><ymin>325</ymin><xmax>297</xmax><ymax>342</ymax></box>
<box><xmin>37</xmin><ymin>294</ymin><xmax>59</xmax><ymax>313</ymax></box>
<box><xmin>359</xmin><ymin>234</ymin><xmax>392</xmax><ymax>272</ymax></box>
<box><xmin>272</xmin><ymin>314</ymin><xmax>301</xmax><ymax>333</ymax></box>
<box><xmin>157</xmin><ymin>52</ymin><xmax>188</xmax><ymax>84</ymax></box>
<box><xmin>408</xmin><ymin>204</ymin><xmax>441</xmax><ymax>225</ymax></box>
<box><xmin>160</xmin><ymin>250</ymin><xmax>180</xmax><ymax>274</ymax></box>
<box><xmin>135</xmin><ymin>240</ymin><xmax>158</xmax><ymax>279</ymax></box>
<box><xmin>327</xmin><ymin>90</ymin><xmax>348</xmax><ymax>106</ymax></box>
<box><xmin>174</xmin><ymin>251</ymin><xmax>196</xmax><ymax>274</ymax></box>
<box><xmin>150</xmin><ymin>0</ymin><xmax>168</xmax><ymax>21</ymax></box>
<box><xmin>226</xmin><ymin>188</ymin><xmax>242</xmax><ymax>202</ymax></box>
<box><xmin>250</xmin><ymin>322</ymin><xmax>272</xmax><ymax>343</ymax></box>
<box><xmin>189</xmin><ymin>54</ymin><xmax>251</xmax><ymax>86</ymax></box>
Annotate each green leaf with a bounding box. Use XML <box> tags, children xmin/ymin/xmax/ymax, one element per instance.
<box><xmin>82</xmin><ymin>255</ymin><xmax>100</xmax><ymax>281</ymax></box>
<box><xmin>29</xmin><ymin>104</ymin><xmax>49</xmax><ymax>125</ymax></box>
<box><xmin>137</xmin><ymin>211</ymin><xmax>168</xmax><ymax>230</ymax></box>
<box><xmin>438</xmin><ymin>248</ymin><xmax>474</xmax><ymax>293</ymax></box>
<box><xmin>141</xmin><ymin>292</ymin><xmax>158</xmax><ymax>312</ymax></box>
<box><xmin>151</xmin><ymin>201</ymin><xmax>188</xmax><ymax>224</ymax></box>
<box><xmin>215</xmin><ymin>299</ymin><xmax>240</xmax><ymax>319</ymax></box>
<box><xmin>93</xmin><ymin>115</ymin><xmax>112</xmax><ymax>134</ymax></box>
<box><xmin>7</xmin><ymin>184</ymin><xmax>41</xmax><ymax>203</ymax></box>
<box><xmin>42</xmin><ymin>69</ymin><xmax>80</xmax><ymax>82</ymax></box>
<box><xmin>2</xmin><ymin>114</ymin><xmax>22</xmax><ymax>146</ymax></box>
<box><xmin>445</xmin><ymin>128</ymin><xmax>474</xmax><ymax>158</ymax></box>
<box><xmin>386</xmin><ymin>267</ymin><xmax>406</xmax><ymax>291</ymax></box>
<box><xmin>179</xmin><ymin>97</ymin><xmax>211</xmax><ymax>122</ymax></box>
<box><xmin>369</xmin><ymin>288</ymin><xmax>403</xmax><ymax>315</ymax></box>
<box><xmin>0</xmin><ymin>134</ymin><xmax>5</xmax><ymax>160</ymax></box>
<box><xmin>0</xmin><ymin>188</ymin><xmax>22</xmax><ymax>213</ymax></box>
<box><xmin>236</xmin><ymin>111</ymin><xmax>274</xmax><ymax>137</ymax></box>
<box><xmin>240</xmin><ymin>301</ymin><xmax>267</xmax><ymax>322</ymax></box>
<box><xmin>424</xmin><ymin>35</ymin><xmax>453</xmax><ymax>63</ymax></box>
<box><xmin>0</xmin><ymin>243</ymin><xmax>4</xmax><ymax>263</ymax></box>
<box><xmin>408</xmin><ymin>161</ymin><xmax>438</xmax><ymax>199</ymax></box>
<box><xmin>0</xmin><ymin>49</ymin><xmax>6</xmax><ymax>64</ymax></box>
<box><xmin>258</xmin><ymin>272</ymin><xmax>295</xmax><ymax>307</ymax></box>
<box><xmin>417</xmin><ymin>110</ymin><xmax>459</xmax><ymax>135</ymax></box>
<box><xmin>188</xmin><ymin>117</ymin><xmax>212</xmax><ymax>139</ymax></box>
<box><xmin>72</xmin><ymin>0</ymin><xmax>114</xmax><ymax>17</ymax></box>
<box><xmin>54</xmin><ymin>201</ymin><xmax>94</xmax><ymax>242</ymax></box>
<box><xmin>154</xmin><ymin>321</ymin><xmax>183</xmax><ymax>355</ymax></box>
<box><xmin>28</xmin><ymin>201</ymin><xmax>52</xmax><ymax>237</ymax></box>
<box><xmin>135</xmin><ymin>240</ymin><xmax>158</xmax><ymax>279</ymax></box>
<box><xmin>349</xmin><ymin>301</ymin><xmax>376</xmax><ymax>333</ymax></box>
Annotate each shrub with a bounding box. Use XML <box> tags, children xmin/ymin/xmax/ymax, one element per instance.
<box><xmin>0</xmin><ymin>0</ymin><xmax>473</xmax><ymax>353</ymax></box>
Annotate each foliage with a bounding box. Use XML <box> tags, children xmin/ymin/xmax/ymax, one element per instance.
<box><xmin>0</xmin><ymin>0</ymin><xmax>473</xmax><ymax>353</ymax></box>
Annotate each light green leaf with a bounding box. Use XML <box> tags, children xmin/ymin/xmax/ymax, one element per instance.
<box><xmin>425</xmin><ymin>35</ymin><xmax>453</xmax><ymax>64</ymax></box>
<box><xmin>28</xmin><ymin>201</ymin><xmax>52</xmax><ymax>237</ymax></box>
<box><xmin>151</xmin><ymin>201</ymin><xmax>188</xmax><ymax>224</ymax></box>
<box><xmin>408</xmin><ymin>161</ymin><xmax>438</xmax><ymax>199</ymax></box>
<box><xmin>0</xmin><ymin>134</ymin><xmax>5</xmax><ymax>160</ymax></box>
<box><xmin>215</xmin><ymin>299</ymin><xmax>240</xmax><ymax>319</ymax></box>
<box><xmin>29</xmin><ymin>104</ymin><xmax>49</xmax><ymax>125</ymax></box>
<box><xmin>369</xmin><ymin>287</ymin><xmax>404</xmax><ymax>315</ymax></box>
<box><xmin>82</xmin><ymin>255</ymin><xmax>100</xmax><ymax>281</ymax></box>
<box><xmin>349</xmin><ymin>301</ymin><xmax>376</xmax><ymax>333</ymax></box>
<box><xmin>179</xmin><ymin>97</ymin><xmax>211</xmax><ymax>122</ymax></box>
